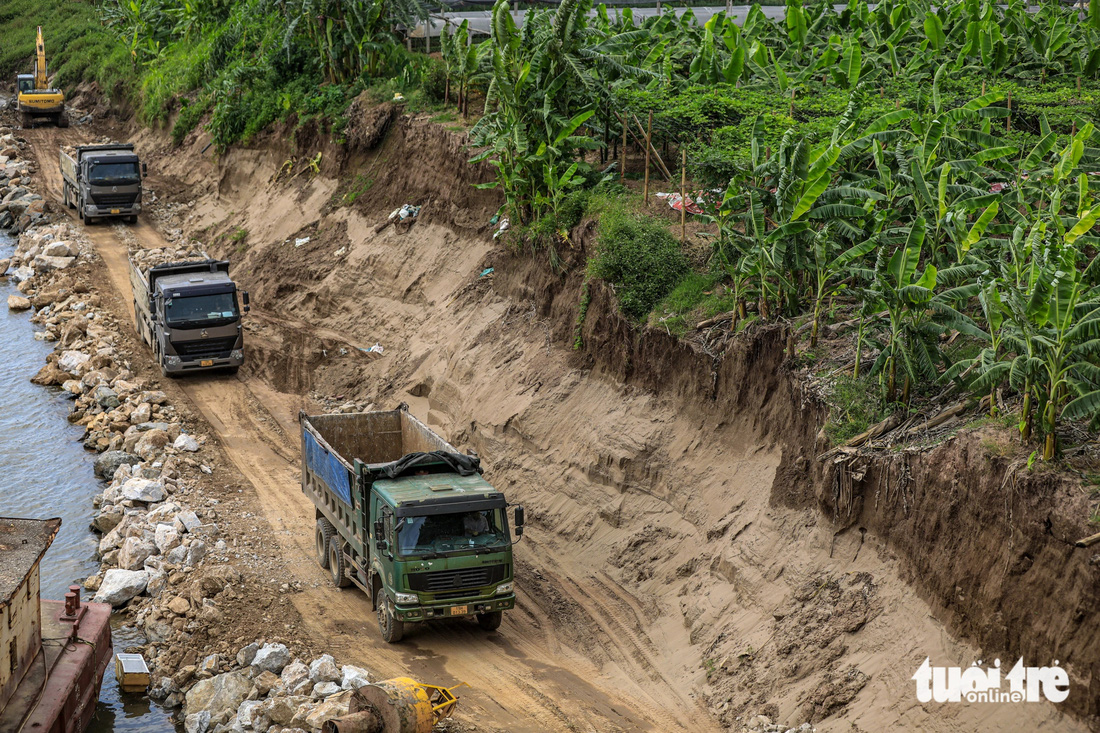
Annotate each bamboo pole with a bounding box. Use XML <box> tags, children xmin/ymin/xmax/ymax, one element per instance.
<box><xmin>680</xmin><ymin>148</ymin><xmax>687</xmax><ymax>242</ymax></box>
<box><xmin>643</xmin><ymin>110</ymin><xmax>653</xmax><ymax>204</ymax></box>
<box><xmin>630</xmin><ymin>112</ymin><xmax>673</xmax><ymax>180</ymax></box>
<box><xmin>621</xmin><ymin>117</ymin><xmax>627</xmax><ymax>186</ymax></box>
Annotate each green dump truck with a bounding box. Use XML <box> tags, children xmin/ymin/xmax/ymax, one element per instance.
<box><xmin>301</xmin><ymin>406</ymin><xmax>523</xmax><ymax>642</ymax></box>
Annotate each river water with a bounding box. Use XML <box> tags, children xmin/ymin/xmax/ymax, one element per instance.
<box><xmin>0</xmin><ymin>232</ymin><xmax>177</xmax><ymax>732</ymax></box>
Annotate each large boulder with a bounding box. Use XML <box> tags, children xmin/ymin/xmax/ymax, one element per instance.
<box><xmin>9</xmin><ymin>266</ymin><xmax>34</xmax><ymax>284</ymax></box>
<box><xmin>183</xmin><ymin>711</ymin><xmax>210</xmax><ymax>733</ymax></box>
<box><xmin>7</xmin><ymin>294</ymin><xmax>30</xmax><ymax>311</ymax></box>
<box><xmin>120</xmin><ymin>477</ymin><xmax>166</xmax><ymax>503</ymax></box>
<box><xmin>309</xmin><ymin>655</ymin><xmax>341</xmax><ymax>684</ymax></box>
<box><xmin>340</xmin><ymin>665</ymin><xmax>371</xmax><ymax>690</ymax></box>
<box><xmin>303</xmin><ymin>691</ymin><xmax>353</xmax><ymax>729</ymax></box>
<box><xmin>91</xmin><ymin>506</ymin><xmax>124</xmax><ymax>534</ymax></box>
<box><xmin>251</xmin><ymin>643</ymin><xmax>291</xmax><ymax>674</ymax></box>
<box><xmin>174</xmin><ymin>510</ymin><xmax>201</xmax><ymax>533</ymax></box>
<box><xmin>173</xmin><ymin>433</ymin><xmax>201</xmax><ymax>452</ymax></box>
<box><xmin>58</xmin><ymin>350</ymin><xmax>90</xmax><ymax>374</ymax></box>
<box><xmin>93</xmin><ymin>450</ymin><xmax>140</xmax><ymax>479</ymax></box>
<box><xmin>117</xmin><ymin>537</ymin><xmax>157</xmax><ymax>571</ymax></box>
<box><xmin>280</xmin><ymin>660</ymin><xmax>310</xmax><ymax>690</ymax></box>
<box><xmin>43</xmin><ymin>240</ymin><xmax>77</xmax><ymax>257</ymax></box>
<box><xmin>30</xmin><ymin>362</ymin><xmax>73</xmax><ymax>386</ymax></box>
<box><xmin>154</xmin><ymin>523</ymin><xmax>181</xmax><ymax>553</ymax></box>
<box><xmin>134</xmin><ymin>429</ymin><xmax>170</xmax><ymax>461</ymax></box>
<box><xmin>32</xmin><ymin>254</ymin><xmax>76</xmax><ymax>272</ymax></box>
<box><xmin>93</xmin><ymin>385</ymin><xmax>120</xmax><ymax>409</ymax></box>
<box><xmin>93</xmin><ymin>569</ymin><xmax>148</xmax><ymax>606</ymax></box>
<box><xmin>184</xmin><ymin>670</ymin><xmax>251</xmax><ymax>719</ymax></box>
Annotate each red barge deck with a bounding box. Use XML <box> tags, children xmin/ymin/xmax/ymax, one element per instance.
<box><xmin>1</xmin><ymin>518</ymin><xmax>113</xmax><ymax>733</ymax></box>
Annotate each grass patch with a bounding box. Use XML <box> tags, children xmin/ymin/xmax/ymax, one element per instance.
<box><xmin>649</xmin><ymin>272</ymin><xmax>739</xmax><ymax>335</ymax></box>
<box><xmin>823</xmin><ymin>374</ymin><xmax>889</xmax><ymax>445</ymax></box>
<box><xmin>342</xmin><ymin>173</ymin><xmax>376</xmax><ymax>205</ymax></box>
<box><xmin>588</xmin><ymin>203</ymin><xmax>689</xmax><ymax>321</ymax></box>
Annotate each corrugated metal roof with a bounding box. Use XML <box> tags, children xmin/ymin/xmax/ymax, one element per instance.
<box><xmin>0</xmin><ymin>517</ymin><xmax>61</xmax><ymax>604</ymax></box>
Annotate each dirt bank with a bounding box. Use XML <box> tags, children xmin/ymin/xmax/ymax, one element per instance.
<box><xmin>17</xmin><ymin>99</ymin><xmax>1099</xmax><ymax>732</ymax></box>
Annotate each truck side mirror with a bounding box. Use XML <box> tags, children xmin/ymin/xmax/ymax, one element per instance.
<box><xmin>514</xmin><ymin>506</ymin><xmax>525</xmax><ymax>537</ymax></box>
<box><xmin>141</xmin><ymin>162</ymin><xmax>148</xmax><ymax>177</ymax></box>
<box><xmin>242</xmin><ymin>291</ymin><xmax>250</xmax><ymax>313</ymax></box>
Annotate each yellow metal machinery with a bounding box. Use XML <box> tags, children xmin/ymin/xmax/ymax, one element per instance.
<box><xmin>321</xmin><ymin>678</ymin><xmax>468</xmax><ymax>733</ymax></box>
<box><xmin>15</xmin><ymin>26</ymin><xmax>67</xmax><ymax>129</ymax></box>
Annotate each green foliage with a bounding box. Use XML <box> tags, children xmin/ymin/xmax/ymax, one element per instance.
<box><xmin>824</xmin><ymin>375</ymin><xmax>890</xmax><ymax>444</ymax></box>
<box><xmin>589</xmin><ymin>208</ymin><xmax>689</xmax><ymax>320</ymax></box>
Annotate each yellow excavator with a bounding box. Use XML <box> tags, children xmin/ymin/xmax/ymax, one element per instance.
<box><xmin>15</xmin><ymin>27</ymin><xmax>67</xmax><ymax>129</ymax></box>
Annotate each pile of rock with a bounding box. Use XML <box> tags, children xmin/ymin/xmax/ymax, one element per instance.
<box><xmin>736</xmin><ymin>715</ymin><xmax>815</xmax><ymax>733</ymax></box>
<box><xmin>130</xmin><ymin>244</ymin><xmax>210</xmax><ymax>274</ymax></box>
<box><xmin>0</xmin><ymin>130</ymin><xmax>45</xmax><ymax>233</ymax></box>
<box><xmin>172</xmin><ymin>642</ymin><xmax>372</xmax><ymax>733</ymax></box>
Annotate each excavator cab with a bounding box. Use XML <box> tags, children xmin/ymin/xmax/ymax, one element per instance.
<box><xmin>16</xmin><ymin>75</ymin><xmax>34</xmax><ymax>94</ymax></box>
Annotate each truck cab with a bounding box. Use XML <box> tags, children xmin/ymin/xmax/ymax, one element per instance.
<box><xmin>64</xmin><ymin>146</ymin><xmax>146</xmax><ymax>223</ymax></box>
<box><xmin>369</xmin><ymin>469</ymin><xmax>518</xmax><ymax>641</ymax></box>
<box><xmin>130</xmin><ymin>259</ymin><xmax>247</xmax><ymax>376</ymax></box>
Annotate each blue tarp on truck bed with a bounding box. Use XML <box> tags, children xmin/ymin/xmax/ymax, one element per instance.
<box><xmin>304</xmin><ymin>429</ymin><xmax>353</xmax><ymax>506</ymax></box>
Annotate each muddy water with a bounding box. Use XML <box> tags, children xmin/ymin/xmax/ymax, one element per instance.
<box><xmin>0</xmin><ymin>232</ymin><xmax>176</xmax><ymax>731</ymax></box>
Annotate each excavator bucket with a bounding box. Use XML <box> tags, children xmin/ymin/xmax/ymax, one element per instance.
<box><xmin>321</xmin><ymin>677</ymin><xmax>469</xmax><ymax>733</ymax></box>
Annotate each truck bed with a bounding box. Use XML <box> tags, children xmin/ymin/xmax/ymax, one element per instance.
<box><xmin>306</xmin><ymin>410</ymin><xmax>457</xmax><ymax>470</ymax></box>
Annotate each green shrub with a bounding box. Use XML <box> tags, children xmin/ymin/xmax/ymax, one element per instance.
<box><xmin>589</xmin><ymin>208</ymin><xmax>688</xmax><ymax>321</ymax></box>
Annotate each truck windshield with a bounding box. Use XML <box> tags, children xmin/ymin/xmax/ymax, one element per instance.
<box><xmin>396</xmin><ymin>510</ymin><xmax>508</xmax><ymax>557</ymax></box>
<box><xmin>88</xmin><ymin>162</ymin><xmax>140</xmax><ymax>185</ymax></box>
<box><xmin>165</xmin><ymin>293</ymin><xmax>239</xmax><ymax>326</ymax></box>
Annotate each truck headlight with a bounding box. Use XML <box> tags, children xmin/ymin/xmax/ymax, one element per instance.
<box><xmin>495</xmin><ymin>582</ymin><xmax>513</xmax><ymax>596</ymax></box>
<box><xmin>394</xmin><ymin>592</ymin><xmax>418</xmax><ymax>605</ymax></box>
<box><xmin>164</xmin><ymin>355</ymin><xmax>181</xmax><ymax>366</ymax></box>
<box><xmin>230</xmin><ymin>349</ymin><xmax>243</xmax><ymax>360</ymax></box>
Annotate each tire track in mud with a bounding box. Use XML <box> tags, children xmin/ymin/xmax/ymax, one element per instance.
<box><xmin>22</xmin><ymin>127</ymin><xmax>712</xmax><ymax>733</ymax></box>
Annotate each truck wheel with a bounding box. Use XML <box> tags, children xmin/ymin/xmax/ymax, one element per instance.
<box><xmin>315</xmin><ymin>518</ymin><xmax>335</xmax><ymax>569</ymax></box>
<box><xmin>128</xmin><ymin>215</ymin><xmax>138</xmax><ymax>224</ymax></box>
<box><xmin>477</xmin><ymin>611</ymin><xmax>503</xmax><ymax>631</ymax></box>
<box><xmin>328</xmin><ymin>537</ymin><xmax>350</xmax><ymax>588</ymax></box>
<box><xmin>378</xmin><ymin>595</ymin><xmax>405</xmax><ymax>643</ymax></box>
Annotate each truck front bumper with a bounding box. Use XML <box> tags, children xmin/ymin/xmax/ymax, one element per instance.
<box><xmin>85</xmin><ymin>202</ymin><xmax>141</xmax><ymax>217</ymax></box>
<box><xmin>163</xmin><ymin>350</ymin><xmax>244</xmax><ymax>373</ymax></box>
<box><xmin>395</xmin><ymin>593</ymin><xmax>516</xmax><ymax>623</ymax></box>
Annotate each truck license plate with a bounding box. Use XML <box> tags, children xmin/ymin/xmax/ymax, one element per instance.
<box><xmin>200</xmin><ymin>360</ymin><xmax>213</xmax><ymax>367</ymax></box>
<box><xmin>449</xmin><ymin>605</ymin><xmax>467</xmax><ymax>616</ymax></box>
<box><xmin>110</xmin><ymin>209</ymin><xmax>120</xmax><ymax>214</ymax></box>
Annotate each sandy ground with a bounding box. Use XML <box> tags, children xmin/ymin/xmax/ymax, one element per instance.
<box><xmin>18</xmin><ymin>116</ymin><xmax>1092</xmax><ymax>733</ymax></box>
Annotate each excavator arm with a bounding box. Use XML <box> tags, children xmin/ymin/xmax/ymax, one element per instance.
<box><xmin>34</xmin><ymin>26</ymin><xmax>48</xmax><ymax>89</ymax></box>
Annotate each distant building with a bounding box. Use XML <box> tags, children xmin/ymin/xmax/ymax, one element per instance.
<box><xmin>0</xmin><ymin>517</ymin><xmax>112</xmax><ymax>733</ymax></box>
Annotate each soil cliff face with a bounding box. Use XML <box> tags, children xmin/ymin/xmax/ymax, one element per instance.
<box><xmin>125</xmin><ymin>106</ymin><xmax>1098</xmax><ymax>729</ymax></box>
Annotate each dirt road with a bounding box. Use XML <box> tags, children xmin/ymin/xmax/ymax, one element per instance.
<box><xmin>25</xmin><ymin>127</ymin><xmax>720</xmax><ymax>733</ymax></box>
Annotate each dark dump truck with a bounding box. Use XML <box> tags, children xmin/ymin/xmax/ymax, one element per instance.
<box><xmin>129</xmin><ymin>258</ymin><xmax>249</xmax><ymax>377</ymax></box>
<box><xmin>60</xmin><ymin>143</ymin><xmax>146</xmax><ymax>224</ymax></box>
<box><xmin>301</xmin><ymin>406</ymin><xmax>524</xmax><ymax>643</ymax></box>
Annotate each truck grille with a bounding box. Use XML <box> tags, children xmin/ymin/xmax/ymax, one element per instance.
<box><xmin>90</xmin><ymin>193</ymin><xmax>138</xmax><ymax>206</ymax></box>
<box><xmin>407</xmin><ymin>565</ymin><xmax>507</xmax><ymax>594</ymax></box>
<box><xmin>173</xmin><ymin>336</ymin><xmax>236</xmax><ymax>360</ymax></box>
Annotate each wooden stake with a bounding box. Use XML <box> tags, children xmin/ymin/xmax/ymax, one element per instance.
<box><xmin>621</xmin><ymin>117</ymin><xmax>627</xmax><ymax>186</ymax></box>
<box><xmin>643</xmin><ymin>110</ymin><xmax>653</xmax><ymax>204</ymax></box>
<box><xmin>630</xmin><ymin>111</ymin><xmax>673</xmax><ymax>180</ymax></box>
<box><xmin>981</xmin><ymin>79</ymin><xmax>985</xmax><ymax>95</ymax></box>
<box><xmin>680</xmin><ymin>148</ymin><xmax>687</xmax><ymax>243</ymax></box>
<box><xmin>1075</xmin><ymin>531</ymin><xmax>1100</xmax><ymax>548</ymax></box>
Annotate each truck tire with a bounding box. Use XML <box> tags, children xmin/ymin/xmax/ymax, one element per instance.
<box><xmin>477</xmin><ymin>611</ymin><xmax>503</xmax><ymax>631</ymax></box>
<box><xmin>328</xmin><ymin>537</ymin><xmax>351</xmax><ymax>588</ymax></box>
<box><xmin>377</xmin><ymin>595</ymin><xmax>405</xmax><ymax>643</ymax></box>
<box><xmin>315</xmin><ymin>518</ymin><xmax>335</xmax><ymax>569</ymax></box>
<box><xmin>128</xmin><ymin>215</ymin><xmax>138</xmax><ymax>224</ymax></box>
